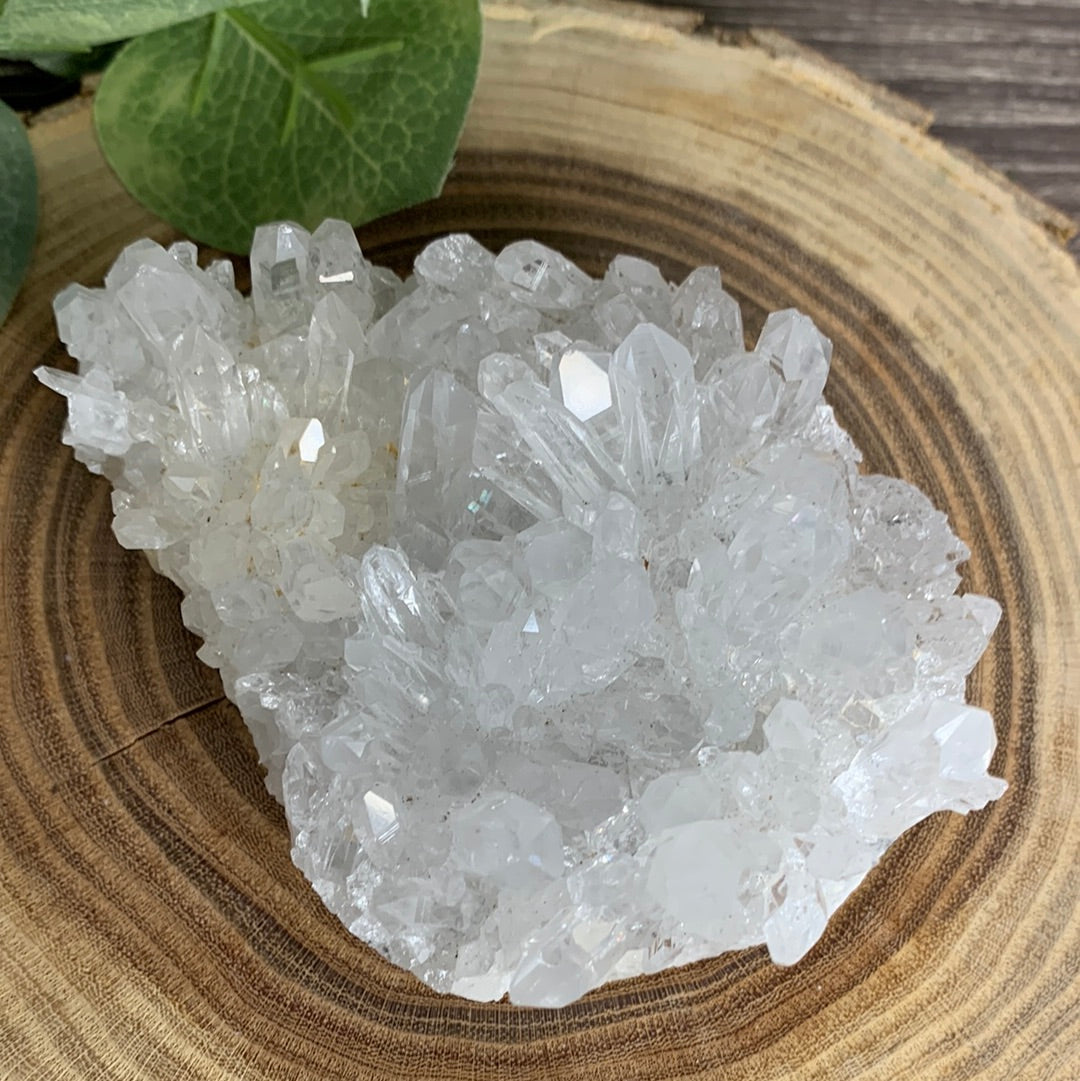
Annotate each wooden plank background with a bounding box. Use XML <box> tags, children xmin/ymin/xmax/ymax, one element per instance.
<box><xmin>647</xmin><ymin>0</ymin><xmax>1080</xmax><ymax>256</ymax></box>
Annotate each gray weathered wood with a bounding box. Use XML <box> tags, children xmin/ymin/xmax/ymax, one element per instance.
<box><xmin>648</xmin><ymin>0</ymin><xmax>1080</xmax><ymax>254</ymax></box>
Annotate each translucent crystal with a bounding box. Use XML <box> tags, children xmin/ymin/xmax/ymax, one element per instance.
<box><xmin>251</xmin><ymin>221</ymin><xmax>314</xmax><ymax>338</ymax></box>
<box><xmin>54</xmin><ymin>283</ymin><xmax>146</xmax><ymax>377</ymax></box>
<box><xmin>170</xmin><ymin>327</ymin><xmax>251</xmax><ymax>460</ymax></box>
<box><xmin>757</xmin><ymin>308</ymin><xmax>832</xmax><ymax>426</ymax></box>
<box><xmin>415</xmin><ymin>232</ymin><xmax>495</xmax><ymax>294</ymax></box>
<box><xmin>672</xmin><ymin>266</ymin><xmax>744</xmax><ymax>375</ymax></box>
<box><xmin>494</xmin><ymin>240</ymin><xmax>593</xmax><ymax>311</ymax></box>
<box><xmin>38</xmin><ymin>228</ymin><xmax>1005</xmax><ymax>1009</ymax></box>
<box><xmin>310</xmin><ymin>218</ymin><xmax>375</xmax><ymax>324</ymax></box>
<box><xmin>610</xmin><ymin>323</ymin><xmax>699</xmax><ymax>483</ymax></box>
<box><xmin>37</xmin><ymin>365</ymin><xmax>133</xmax><ymax>457</ymax></box>
<box><xmin>451</xmin><ymin>793</ymin><xmax>564</xmax><ymax>888</ymax></box>
<box><xmin>304</xmin><ymin>294</ymin><xmax>364</xmax><ymax>428</ymax></box>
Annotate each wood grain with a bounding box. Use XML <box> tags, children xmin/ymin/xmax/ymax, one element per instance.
<box><xmin>1</xmin><ymin>3</ymin><xmax>1078</xmax><ymax>1078</ymax></box>
<box><xmin>645</xmin><ymin>0</ymin><xmax>1080</xmax><ymax>256</ymax></box>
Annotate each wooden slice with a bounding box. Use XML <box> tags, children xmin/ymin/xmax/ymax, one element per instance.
<box><xmin>1</xmin><ymin>2</ymin><xmax>1077</xmax><ymax>1077</ymax></box>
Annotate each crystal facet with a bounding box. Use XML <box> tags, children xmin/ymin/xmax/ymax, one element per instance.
<box><xmin>38</xmin><ymin>225</ymin><xmax>1006</xmax><ymax>1008</ymax></box>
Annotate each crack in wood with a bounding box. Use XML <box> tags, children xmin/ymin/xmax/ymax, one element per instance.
<box><xmin>89</xmin><ymin>695</ymin><xmax>228</xmax><ymax>768</ymax></box>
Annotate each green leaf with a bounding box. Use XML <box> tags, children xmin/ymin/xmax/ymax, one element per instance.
<box><xmin>94</xmin><ymin>0</ymin><xmax>481</xmax><ymax>252</ymax></box>
<box><xmin>23</xmin><ymin>41</ymin><xmax>125</xmax><ymax>79</ymax></box>
<box><xmin>0</xmin><ymin>100</ymin><xmax>37</xmax><ymax>323</ymax></box>
<box><xmin>0</xmin><ymin>0</ymin><xmax>266</xmax><ymax>52</ymax></box>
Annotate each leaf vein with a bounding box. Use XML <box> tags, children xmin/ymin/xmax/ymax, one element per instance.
<box><xmin>222</xmin><ymin>7</ymin><xmax>393</xmax><ymax>164</ymax></box>
<box><xmin>191</xmin><ymin>10</ymin><xmax>227</xmax><ymax>115</ymax></box>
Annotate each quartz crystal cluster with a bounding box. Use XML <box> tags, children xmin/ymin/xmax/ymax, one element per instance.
<box><xmin>37</xmin><ymin>222</ymin><xmax>1007</xmax><ymax>1007</ymax></box>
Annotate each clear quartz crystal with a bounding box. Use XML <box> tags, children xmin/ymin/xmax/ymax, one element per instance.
<box><xmin>251</xmin><ymin>221</ymin><xmax>315</xmax><ymax>337</ymax></box>
<box><xmin>37</xmin><ymin>225</ymin><xmax>1006</xmax><ymax>1008</ymax></box>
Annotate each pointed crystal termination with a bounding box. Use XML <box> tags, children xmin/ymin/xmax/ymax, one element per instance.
<box><xmin>305</xmin><ymin>293</ymin><xmax>365</xmax><ymax>430</ymax></box>
<box><xmin>309</xmin><ymin>219</ymin><xmax>375</xmax><ymax>324</ymax></box>
<box><xmin>171</xmin><ymin>326</ymin><xmax>252</xmax><ymax>461</ymax></box>
<box><xmin>610</xmin><ymin>323</ymin><xmax>700</xmax><ymax>483</ymax></box>
<box><xmin>251</xmin><ymin>221</ymin><xmax>315</xmax><ymax>339</ymax></box>
<box><xmin>494</xmin><ymin>240</ymin><xmax>593</xmax><ymax>311</ymax></box>
<box><xmin>757</xmin><ymin>308</ymin><xmax>832</xmax><ymax>426</ymax></box>
<box><xmin>36</xmin><ymin>365</ymin><xmax>134</xmax><ymax>460</ymax></box>
<box><xmin>415</xmin><ymin>232</ymin><xmax>496</xmax><ymax>295</ymax></box>
<box><xmin>396</xmin><ymin>370</ymin><xmax>487</xmax><ymax>569</ymax></box>
<box><xmin>672</xmin><ymin>266</ymin><xmax>744</xmax><ymax>375</ymax></box>
<box><xmin>38</xmin><ymin>226</ymin><xmax>1005</xmax><ymax>1009</ymax></box>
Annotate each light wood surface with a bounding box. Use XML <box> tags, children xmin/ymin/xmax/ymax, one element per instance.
<box><xmin>1</xmin><ymin>3</ymin><xmax>1077</xmax><ymax>1078</ymax></box>
<box><xmin>645</xmin><ymin>0</ymin><xmax>1080</xmax><ymax>259</ymax></box>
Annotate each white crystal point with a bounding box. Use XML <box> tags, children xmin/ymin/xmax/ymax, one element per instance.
<box><xmin>763</xmin><ymin>855</ymin><xmax>828</xmax><ymax>966</ymax></box>
<box><xmin>415</xmin><ymin>232</ymin><xmax>495</xmax><ymax>293</ymax></box>
<box><xmin>488</xmin><ymin>377</ymin><xmax>628</xmax><ymax>525</ymax></box>
<box><xmin>251</xmin><ymin>221</ymin><xmax>314</xmax><ymax>337</ymax></box>
<box><xmin>53</xmin><ymin>283</ymin><xmax>147</xmax><ymax>377</ymax></box>
<box><xmin>36</xmin><ymin>365</ymin><xmax>134</xmax><ymax>458</ymax></box>
<box><xmin>395</xmin><ymin>370</ymin><xmax>525</xmax><ymax>569</ymax></box>
<box><xmin>672</xmin><ymin>266</ymin><xmax>744</xmax><ymax>374</ymax></box>
<box><xmin>110</xmin><ymin>243</ymin><xmax>233</xmax><ymax>359</ymax></box>
<box><xmin>601</xmin><ymin>254</ymin><xmax>673</xmax><ymax>331</ymax></box>
<box><xmin>494</xmin><ymin>240</ymin><xmax>593</xmax><ymax>310</ymax></box>
<box><xmin>305</xmin><ymin>294</ymin><xmax>364</xmax><ymax>429</ymax></box>
<box><xmin>40</xmin><ymin>227</ymin><xmax>1007</xmax><ymax>1009</ymax></box>
<box><xmin>171</xmin><ymin>326</ymin><xmax>252</xmax><ymax>460</ymax></box>
<box><xmin>756</xmin><ymin>308</ymin><xmax>832</xmax><ymax>425</ymax></box>
<box><xmin>610</xmin><ymin>322</ymin><xmax>700</xmax><ymax>484</ymax></box>
<box><xmin>309</xmin><ymin>219</ymin><xmax>375</xmax><ymax>323</ymax></box>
